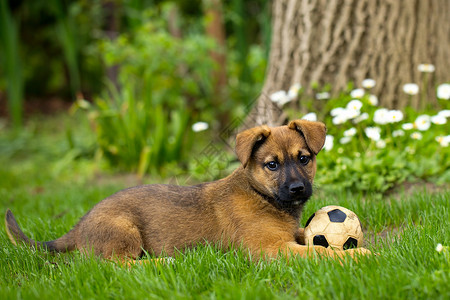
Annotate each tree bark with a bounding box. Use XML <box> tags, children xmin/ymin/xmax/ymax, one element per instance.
<box><xmin>249</xmin><ymin>0</ymin><xmax>450</xmax><ymax>126</ymax></box>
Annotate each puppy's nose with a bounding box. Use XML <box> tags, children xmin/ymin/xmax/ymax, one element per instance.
<box><xmin>289</xmin><ymin>182</ymin><xmax>305</xmax><ymax>194</ymax></box>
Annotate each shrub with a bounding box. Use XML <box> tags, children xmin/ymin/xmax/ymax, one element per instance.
<box><xmin>77</xmin><ymin>15</ymin><xmax>216</xmax><ymax>176</ymax></box>
<box><xmin>271</xmin><ymin>80</ymin><xmax>450</xmax><ymax>194</ymax></box>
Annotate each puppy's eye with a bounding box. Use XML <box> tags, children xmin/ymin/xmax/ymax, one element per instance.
<box><xmin>265</xmin><ymin>161</ymin><xmax>279</xmax><ymax>171</ymax></box>
<box><xmin>299</xmin><ymin>155</ymin><xmax>310</xmax><ymax>165</ymax></box>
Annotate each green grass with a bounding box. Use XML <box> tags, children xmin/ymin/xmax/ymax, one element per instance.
<box><xmin>0</xmin><ymin>114</ymin><xmax>449</xmax><ymax>299</ymax></box>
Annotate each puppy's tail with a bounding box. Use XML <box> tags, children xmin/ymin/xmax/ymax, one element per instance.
<box><xmin>5</xmin><ymin>209</ymin><xmax>76</xmax><ymax>253</ymax></box>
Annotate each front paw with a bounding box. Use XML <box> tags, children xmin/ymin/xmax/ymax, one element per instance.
<box><xmin>345</xmin><ymin>247</ymin><xmax>372</xmax><ymax>256</ymax></box>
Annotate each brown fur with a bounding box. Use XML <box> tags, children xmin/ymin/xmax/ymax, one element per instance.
<box><xmin>5</xmin><ymin>120</ymin><xmax>370</xmax><ymax>261</ymax></box>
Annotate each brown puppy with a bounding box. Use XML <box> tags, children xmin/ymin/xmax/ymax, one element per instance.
<box><xmin>5</xmin><ymin>120</ymin><xmax>370</xmax><ymax>262</ymax></box>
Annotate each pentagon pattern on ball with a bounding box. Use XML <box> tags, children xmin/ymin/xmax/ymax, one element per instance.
<box><xmin>343</xmin><ymin>237</ymin><xmax>358</xmax><ymax>250</ymax></box>
<box><xmin>327</xmin><ymin>209</ymin><xmax>347</xmax><ymax>222</ymax></box>
<box><xmin>313</xmin><ymin>235</ymin><xmax>329</xmax><ymax>248</ymax></box>
<box><xmin>305</xmin><ymin>213</ymin><xmax>315</xmax><ymax>227</ymax></box>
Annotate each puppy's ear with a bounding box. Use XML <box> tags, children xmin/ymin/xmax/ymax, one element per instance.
<box><xmin>235</xmin><ymin>125</ymin><xmax>271</xmax><ymax>168</ymax></box>
<box><xmin>288</xmin><ymin>119</ymin><xmax>327</xmax><ymax>155</ymax></box>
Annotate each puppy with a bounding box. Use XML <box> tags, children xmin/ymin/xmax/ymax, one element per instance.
<box><xmin>5</xmin><ymin>120</ymin><xmax>370</xmax><ymax>262</ymax></box>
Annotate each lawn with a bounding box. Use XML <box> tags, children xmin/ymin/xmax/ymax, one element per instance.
<box><xmin>0</xmin><ymin>114</ymin><xmax>449</xmax><ymax>299</ymax></box>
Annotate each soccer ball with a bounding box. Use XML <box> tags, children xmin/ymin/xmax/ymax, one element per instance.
<box><xmin>303</xmin><ymin>205</ymin><xmax>364</xmax><ymax>250</ymax></box>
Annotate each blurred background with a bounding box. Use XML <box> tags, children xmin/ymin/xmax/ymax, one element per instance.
<box><xmin>0</xmin><ymin>0</ymin><xmax>448</xmax><ymax>194</ymax></box>
<box><xmin>0</xmin><ymin>0</ymin><xmax>269</xmax><ymax>123</ymax></box>
<box><xmin>0</xmin><ymin>0</ymin><xmax>270</xmax><ymax>179</ymax></box>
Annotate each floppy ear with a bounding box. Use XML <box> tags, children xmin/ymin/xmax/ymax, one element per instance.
<box><xmin>288</xmin><ymin>119</ymin><xmax>327</xmax><ymax>155</ymax></box>
<box><xmin>235</xmin><ymin>125</ymin><xmax>271</xmax><ymax>168</ymax></box>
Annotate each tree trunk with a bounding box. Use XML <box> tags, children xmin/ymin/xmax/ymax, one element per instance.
<box><xmin>103</xmin><ymin>0</ymin><xmax>121</xmax><ymax>93</ymax></box>
<box><xmin>204</xmin><ymin>0</ymin><xmax>229</xmax><ymax>126</ymax></box>
<box><xmin>248</xmin><ymin>0</ymin><xmax>450</xmax><ymax>127</ymax></box>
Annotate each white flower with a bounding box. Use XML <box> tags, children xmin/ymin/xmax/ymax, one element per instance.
<box><xmin>368</xmin><ymin>94</ymin><xmax>379</xmax><ymax>106</ymax></box>
<box><xmin>346</xmin><ymin>99</ymin><xmax>363</xmax><ymax>111</ymax></box>
<box><xmin>414</xmin><ymin>115</ymin><xmax>431</xmax><ymax>131</ymax></box>
<box><xmin>362</xmin><ymin>79</ymin><xmax>376</xmax><ymax>89</ymax></box>
<box><xmin>270</xmin><ymin>90</ymin><xmax>290</xmax><ymax>106</ymax></box>
<box><xmin>331</xmin><ymin>107</ymin><xmax>352</xmax><ymax>125</ymax></box>
<box><xmin>403</xmin><ymin>83</ymin><xmax>419</xmax><ymax>95</ymax></box>
<box><xmin>373</xmin><ymin>108</ymin><xmax>403</xmax><ymax>125</ymax></box>
<box><xmin>376</xmin><ymin>140</ymin><xmax>386</xmax><ymax>148</ymax></box>
<box><xmin>350</xmin><ymin>88</ymin><xmax>365</xmax><ymax>98</ymax></box>
<box><xmin>410</xmin><ymin>132</ymin><xmax>423</xmax><ymax>140</ymax></box>
<box><xmin>315</xmin><ymin>92</ymin><xmax>330</xmax><ymax>100</ymax></box>
<box><xmin>343</xmin><ymin>127</ymin><xmax>357</xmax><ymax>137</ymax></box>
<box><xmin>405</xmin><ymin>146</ymin><xmax>415</xmax><ymax>154</ymax></box>
<box><xmin>270</xmin><ymin>90</ymin><xmax>286</xmax><ymax>102</ymax></box>
<box><xmin>435</xmin><ymin>136</ymin><xmax>450</xmax><ymax>147</ymax></box>
<box><xmin>438</xmin><ymin>110</ymin><xmax>450</xmax><ymax>118</ymax></box>
<box><xmin>324</xmin><ymin>135</ymin><xmax>334</xmax><ymax>151</ymax></box>
<box><xmin>437</xmin><ymin>83</ymin><xmax>450</xmax><ymax>100</ymax></box>
<box><xmin>288</xmin><ymin>83</ymin><xmax>302</xmax><ymax>100</ymax></box>
<box><xmin>387</xmin><ymin>110</ymin><xmax>404</xmax><ymax>123</ymax></box>
<box><xmin>75</xmin><ymin>98</ymin><xmax>91</xmax><ymax>109</ymax></box>
<box><xmin>330</xmin><ymin>107</ymin><xmax>346</xmax><ymax>117</ymax></box>
<box><xmin>332</xmin><ymin>114</ymin><xmax>348</xmax><ymax>125</ymax></box>
<box><xmin>340</xmin><ymin>136</ymin><xmax>352</xmax><ymax>144</ymax></box>
<box><xmin>331</xmin><ymin>106</ymin><xmax>361</xmax><ymax>124</ymax></box>
<box><xmin>436</xmin><ymin>243</ymin><xmax>444</xmax><ymax>252</ymax></box>
<box><xmin>344</xmin><ymin>108</ymin><xmax>361</xmax><ymax>119</ymax></box>
<box><xmin>431</xmin><ymin>115</ymin><xmax>447</xmax><ymax>125</ymax></box>
<box><xmin>302</xmin><ymin>112</ymin><xmax>317</xmax><ymax>121</ymax></box>
<box><xmin>353</xmin><ymin>112</ymin><xmax>369</xmax><ymax>124</ymax></box>
<box><xmin>392</xmin><ymin>130</ymin><xmax>405</xmax><ymax>137</ymax></box>
<box><xmin>402</xmin><ymin>123</ymin><xmax>414</xmax><ymax>130</ymax></box>
<box><xmin>417</xmin><ymin>64</ymin><xmax>435</xmax><ymax>73</ymax></box>
<box><xmin>365</xmin><ymin>127</ymin><xmax>381</xmax><ymax>141</ymax></box>
<box><xmin>192</xmin><ymin>122</ymin><xmax>209</xmax><ymax>132</ymax></box>
<box><xmin>373</xmin><ymin>108</ymin><xmax>390</xmax><ymax>125</ymax></box>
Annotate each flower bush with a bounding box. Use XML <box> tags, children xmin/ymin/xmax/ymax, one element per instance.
<box><xmin>270</xmin><ymin>76</ymin><xmax>449</xmax><ymax>194</ymax></box>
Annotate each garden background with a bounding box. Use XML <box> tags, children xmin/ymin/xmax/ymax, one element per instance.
<box><xmin>0</xmin><ymin>0</ymin><xmax>449</xmax><ymax>299</ymax></box>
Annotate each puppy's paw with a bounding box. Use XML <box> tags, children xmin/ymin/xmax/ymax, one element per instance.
<box><xmin>345</xmin><ymin>247</ymin><xmax>372</xmax><ymax>256</ymax></box>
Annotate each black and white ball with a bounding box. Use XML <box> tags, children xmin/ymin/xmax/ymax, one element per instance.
<box><xmin>304</xmin><ymin>205</ymin><xmax>364</xmax><ymax>250</ymax></box>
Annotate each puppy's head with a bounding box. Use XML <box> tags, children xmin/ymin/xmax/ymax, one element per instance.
<box><xmin>236</xmin><ymin>119</ymin><xmax>326</xmax><ymax>213</ymax></box>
